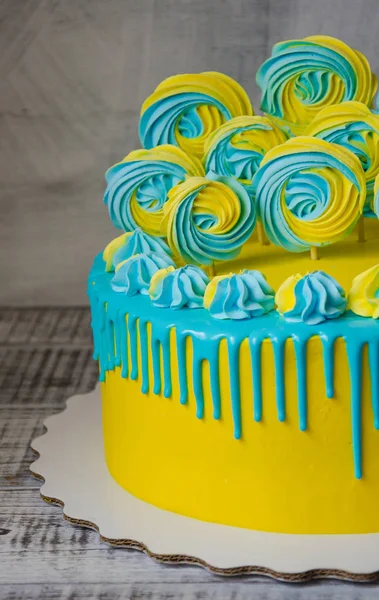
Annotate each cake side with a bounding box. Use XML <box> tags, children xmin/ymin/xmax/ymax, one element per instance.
<box><xmin>89</xmin><ymin>238</ymin><xmax>379</xmax><ymax>533</ymax></box>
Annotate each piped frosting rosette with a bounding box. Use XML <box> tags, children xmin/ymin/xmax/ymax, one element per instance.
<box><xmin>348</xmin><ymin>264</ymin><xmax>379</xmax><ymax>319</ymax></box>
<box><xmin>203</xmin><ymin>115</ymin><xmax>287</xmax><ymax>196</ymax></box>
<box><xmin>305</xmin><ymin>101</ymin><xmax>379</xmax><ymax>215</ymax></box>
<box><xmin>162</xmin><ymin>173</ymin><xmax>256</xmax><ymax>265</ymax></box>
<box><xmin>139</xmin><ymin>72</ymin><xmax>253</xmax><ymax>158</ymax></box>
<box><xmin>276</xmin><ymin>271</ymin><xmax>347</xmax><ymax>325</ymax></box>
<box><xmin>256</xmin><ymin>35</ymin><xmax>377</xmax><ymax>135</ymax></box>
<box><xmin>252</xmin><ymin>136</ymin><xmax>366</xmax><ymax>252</ymax></box>
<box><xmin>104</xmin><ymin>145</ymin><xmax>204</xmax><ymax>236</ymax></box>
<box><xmin>103</xmin><ymin>229</ymin><xmax>172</xmax><ymax>272</ymax></box>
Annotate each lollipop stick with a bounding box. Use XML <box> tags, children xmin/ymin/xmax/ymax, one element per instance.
<box><xmin>257</xmin><ymin>222</ymin><xmax>269</xmax><ymax>246</ymax></box>
<box><xmin>208</xmin><ymin>262</ymin><xmax>216</xmax><ymax>277</ymax></box>
<box><xmin>357</xmin><ymin>216</ymin><xmax>366</xmax><ymax>242</ymax></box>
<box><xmin>310</xmin><ymin>246</ymin><xmax>319</xmax><ymax>261</ymax></box>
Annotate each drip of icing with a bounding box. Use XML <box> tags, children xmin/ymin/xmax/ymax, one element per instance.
<box><xmin>204</xmin><ymin>270</ymin><xmax>275</xmax><ymax>320</ymax></box>
<box><xmin>276</xmin><ymin>271</ymin><xmax>347</xmax><ymax>325</ymax></box>
<box><xmin>111</xmin><ymin>252</ymin><xmax>175</xmax><ymax>296</ymax></box>
<box><xmin>89</xmin><ymin>253</ymin><xmax>379</xmax><ymax>479</ymax></box>
<box><xmin>149</xmin><ymin>265</ymin><xmax>209</xmax><ymax>309</ymax></box>
<box><xmin>348</xmin><ymin>264</ymin><xmax>379</xmax><ymax>319</ymax></box>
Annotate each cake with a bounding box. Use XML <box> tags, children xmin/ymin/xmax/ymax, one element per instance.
<box><xmin>88</xmin><ymin>35</ymin><xmax>379</xmax><ymax>535</ymax></box>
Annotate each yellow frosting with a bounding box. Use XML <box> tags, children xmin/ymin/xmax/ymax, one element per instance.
<box><xmin>275</xmin><ymin>274</ymin><xmax>301</xmax><ymax>314</ymax></box>
<box><xmin>103</xmin><ymin>233</ymin><xmax>129</xmax><ymax>272</ymax></box>
<box><xmin>141</xmin><ymin>73</ymin><xmax>253</xmax><ymax>157</ymax></box>
<box><xmin>348</xmin><ymin>264</ymin><xmax>379</xmax><ymax>318</ymax></box>
<box><xmin>102</xmin><ymin>333</ymin><xmax>379</xmax><ymax>534</ymax></box>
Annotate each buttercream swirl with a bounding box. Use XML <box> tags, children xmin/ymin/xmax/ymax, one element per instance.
<box><xmin>256</xmin><ymin>35</ymin><xmax>377</xmax><ymax>135</ymax></box>
<box><xmin>204</xmin><ymin>115</ymin><xmax>287</xmax><ymax>196</ymax></box>
<box><xmin>104</xmin><ymin>145</ymin><xmax>204</xmax><ymax>236</ymax></box>
<box><xmin>252</xmin><ymin>136</ymin><xmax>366</xmax><ymax>252</ymax></box>
<box><xmin>204</xmin><ymin>270</ymin><xmax>275</xmax><ymax>320</ymax></box>
<box><xmin>162</xmin><ymin>173</ymin><xmax>256</xmax><ymax>265</ymax></box>
<box><xmin>111</xmin><ymin>252</ymin><xmax>175</xmax><ymax>296</ymax></box>
<box><xmin>348</xmin><ymin>264</ymin><xmax>379</xmax><ymax>319</ymax></box>
<box><xmin>276</xmin><ymin>271</ymin><xmax>347</xmax><ymax>325</ymax></box>
<box><xmin>139</xmin><ymin>72</ymin><xmax>253</xmax><ymax>158</ymax></box>
<box><xmin>305</xmin><ymin>101</ymin><xmax>379</xmax><ymax>215</ymax></box>
<box><xmin>149</xmin><ymin>265</ymin><xmax>209</xmax><ymax>309</ymax></box>
<box><xmin>103</xmin><ymin>229</ymin><xmax>172</xmax><ymax>272</ymax></box>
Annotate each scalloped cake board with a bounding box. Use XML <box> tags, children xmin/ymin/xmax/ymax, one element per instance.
<box><xmin>30</xmin><ymin>385</ymin><xmax>379</xmax><ymax>582</ymax></box>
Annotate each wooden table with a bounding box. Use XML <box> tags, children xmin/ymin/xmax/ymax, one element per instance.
<box><xmin>1</xmin><ymin>307</ymin><xmax>378</xmax><ymax>599</ymax></box>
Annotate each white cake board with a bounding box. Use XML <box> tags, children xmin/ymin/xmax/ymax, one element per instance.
<box><xmin>30</xmin><ymin>385</ymin><xmax>379</xmax><ymax>582</ymax></box>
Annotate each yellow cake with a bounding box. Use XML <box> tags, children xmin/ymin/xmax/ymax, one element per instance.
<box><xmin>89</xmin><ymin>36</ymin><xmax>379</xmax><ymax>535</ymax></box>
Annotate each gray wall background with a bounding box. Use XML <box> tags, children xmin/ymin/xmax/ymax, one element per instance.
<box><xmin>2</xmin><ymin>0</ymin><xmax>379</xmax><ymax>305</ymax></box>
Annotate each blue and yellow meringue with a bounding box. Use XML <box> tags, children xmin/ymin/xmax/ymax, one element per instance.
<box><xmin>203</xmin><ymin>115</ymin><xmax>287</xmax><ymax>196</ymax></box>
<box><xmin>104</xmin><ymin>145</ymin><xmax>204</xmax><ymax>236</ymax></box>
<box><xmin>139</xmin><ymin>72</ymin><xmax>253</xmax><ymax>158</ymax></box>
<box><xmin>162</xmin><ymin>173</ymin><xmax>256</xmax><ymax>265</ymax></box>
<box><xmin>149</xmin><ymin>265</ymin><xmax>209</xmax><ymax>309</ymax></box>
<box><xmin>257</xmin><ymin>35</ymin><xmax>377</xmax><ymax>135</ymax></box>
<box><xmin>204</xmin><ymin>270</ymin><xmax>275</xmax><ymax>320</ymax></box>
<box><xmin>305</xmin><ymin>101</ymin><xmax>379</xmax><ymax>215</ymax></box>
<box><xmin>348</xmin><ymin>264</ymin><xmax>379</xmax><ymax>319</ymax></box>
<box><xmin>103</xmin><ymin>229</ymin><xmax>172</xmax><ymax>272</ymax></box>
<box><xmin>253</xmin><ymin>136</ymin><xmax>366</xmax><ymax>252</ymax></box>
<box><xmin>111</xmin><ymin>252</ymin><xmax>175</xmax><ymax>296</ymax></box>
<box><xmin>276</xmin><ymin>271</ymin><xmax>347</xmax><ymax>325</ymax></box>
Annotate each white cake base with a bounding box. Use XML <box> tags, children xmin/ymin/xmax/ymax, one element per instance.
<box><xmin>30</xmin><ymin>385</ymin><xmax>379</xmax><ymax>582</ymax></box>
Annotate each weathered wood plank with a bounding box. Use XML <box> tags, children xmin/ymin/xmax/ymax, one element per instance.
<box><xmin>1</xmin><ymin>581</ymin><xmax>374</xmax><ymax>600</ymax></box>
<box><xmin>0</xmin><ymin>347</ymin><xmax>97</xmax><ymax>406</ymax></box>
<box><xmin>0</xmin><ymin>308</ymin><xmax>92</xmax><ymax>345</ymax></box>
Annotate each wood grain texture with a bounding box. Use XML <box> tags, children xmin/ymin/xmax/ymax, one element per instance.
<box><xmin>2</xmin><ymin>0</ymin><xmax>379</xmax><ymax>305</ymax></box>
<box><xmin>1</xmin><ymin>307</ymin><xmax>379</xmax><ymax>598</ymax></box>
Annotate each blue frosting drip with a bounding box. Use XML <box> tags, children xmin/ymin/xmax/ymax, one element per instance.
<box><xmin>207</xmin><ymin>270</ymin><xmax>275</xmax><ymax>320</ymax></box>
<box><xmin>89</xmin><ymin>253</ymin><xmax>379</xmax><ymax>479</ymax></box>
<box><xmin>281</xmin><ymin>271</ymin><xmax>347</xmax><ymax>326</ymax></box>
<box><xmin>104</xmin><ymin>159</ymin><xmax>186</xmax><ymax>232</ymax></box>
<box><xmin>112</xmin><ymin>229</ymin><xmax>172</xmax><ymax>269</ymax></box>
<box><xmin>111</xmin><ymin>252</ymin><xmax>175</xmax><ymax>296</ymax></box>
<box><xmin>150</xmin><ymin>265</ymin><xmax>209</xmax><ymax>309</ymax></box>
<box><xmin>139</xmin><ymin>93</ymin><xmax>231</xmax><ymax>148</ymax></box>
